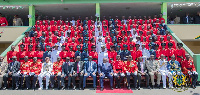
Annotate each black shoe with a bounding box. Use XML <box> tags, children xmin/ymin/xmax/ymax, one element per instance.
<box><xmin>61</xmin><ymin>86</ymin><xmax>65</xmax><ymax>90</ymax></box>
<box><xmin>133</xmin><ymin>87</ymin><xmax>136</xmax><ymax>90</ymax></box>
<box><xmin>100</xmin><ymin>87</ymin><xmax>104</xmax><ymax>91</ymax></box>
<box><xmin>118</xmin><ymin>85</ymin><xmax>121</xmax><ymax>89</ymax></box>
<box><xmin>3</xmin><ymin>87</ymin><xmax>7</xmax><ymax>90</ymax></box>
<box><xmin>152</xmin><ymin>85</ymin><xmax>154</xmax><ymax>89</ymax></box>
<box><xmin>157</xmin><ymin>85</ymin><xmax>160</xmax><ymax>89</ymax></box>
<box><xmin>93</xmin><ymin>87</ymin><xmax>96</xmax><ymax>90</ymax></box>
<box><xmin>138</xmin><ymin>87</ymin><xmax>140</xmax><ymax>90</ymax></box>
<box><xmin>79</xmin><ymin>88</ymin><xmax>82</xmax><ymax>90</ymax></box>
<box><xmin>73</xmin><ymin>86</ymin><xmax>76</xmax><ymax>90</ymax></box>
<box><xmin>147</xmin><ymin>86</ymin><xmax>151</xmax><ymax>89</ymax></box>
<box><xmin>15</xmin><ymin>87</ymin><xmax>19</xmax><ymax>90</ymax></box>
<box><xmin>83</xmin><ymin>87</ymin><xmax>85</xmax><ymax>90</ymax></box>
<box><xmin>128</xmin><ymin>86</ymin><xmax>130</xmax><ymax>90</ymax></box>
<box><xmin>111</xmin><ymin>87</ymin><xmax>113</xmax><ymax>90</ymax></box>
<box><xmin>115</xmin><ymin>85</ymin><xmax>118</xmax><ymax>89</ymax></box>
<box><xmin>192</xmin><ymin>85</ymin><xmax>196</xmax><ymax>89</ymax></box>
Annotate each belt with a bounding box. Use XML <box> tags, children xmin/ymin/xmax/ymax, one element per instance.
<box><xmin>93</xmin><ymin>58</ymin><xmax>97</xmax><ymax>60</ymax></box>
<box><xmin>29</xmin><ymin>57</ymin><xmax>33</xmax><ymax>59</ymax></box>
<box><xmin>62</xmin><ymin>58</ymin><xmax>66</xmax><ymax>59</ymax></box>
<box><xmin>186</xmin><ymin>68</ymin><xmax>192</xmax><ymax>70</ymax></box>
<box><xmin>37</xmin><ymin>57</ymin><xmax>43</xmax><ymax>59</ymax></box>
<box><xmin>177</xmin><ymin>56</ymin><xmax>182</xmax><ymax>58</ymax></box>
<box><xmin>19</xmin><ymin>58</ymin><xmax>24</xmax><ymax>60</ymax></box>
<box><xmin>70</xmin><ymin>57</ymin><xmax>74</xmax><ymax>59</ymax></box>
<box><xmin>116</xmin><ymin>69</ymin><xmax>122</xmax><ymax>71</ymax></box>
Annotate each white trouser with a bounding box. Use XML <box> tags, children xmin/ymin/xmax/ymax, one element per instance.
<box><xmin>38</xmin><ymin>73</ymin><xmax>51</xmax><ymax>89</ymax></box>
<box><xmin>168</xmin><ymin>72</ymin><xmax>173</xmax><ymax>88</ymax></box>
<box><xmin>160</xmin><ymin>70</ymin><xmax>168</xmax><ymax>88</ymax></box>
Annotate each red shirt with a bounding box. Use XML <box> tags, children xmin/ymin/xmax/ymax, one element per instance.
<box><xmin>113</xmin><ymin>60</ymin><xmax>124</xmax><ymax>73</ymax></box>
<box><xmin>30</xmin><ymin>61</ymin><xmax>42</xmax><ymax>75</ymax></box>
<box><xmin>124</xmin><ymin>61</ymin><xmax>138</xmax><ymax>73</ymax></box>
<box><xmin>7</xmin><ymin>51</ymin><xmax>18</xmax><ymax>64</ymax></box>
<box><xmin>182</xmin><ymin>59</ymin><xmax>196</xmax><ymax>74</ymax></box>
<box><xmin>89</xmin><ymin>51</ymin><xmax>98</xmax><ymax>63</ymax></box>
<box><xmin>20</xmin><ymin>61</ymin><xmax>31</xmax><ymax>74</ymax></box>
<box><xmin>0</xmin><ymin>17</ymin><xmax>8</xmax><ymax>26</ymax></box>
<box><xmin>17</xmin><ymin>51</ymin><xmax>27</xmax><ymax>62</ymax></box>
<box><xmin>52</xmin><ymin>61</ymin><xmax>63</xmax><ymax>74</ymax></box>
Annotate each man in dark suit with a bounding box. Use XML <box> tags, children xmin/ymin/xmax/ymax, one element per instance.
<box><xmin>83</xmin><ymin>56</ymin><xmax>97</xmax><ymax>90</ymax></box>
<box><xmin>137</xmin><ymin>57</ymin><xmax>150</xmax><ymax>90</ymax></box>
<box><xmin>183</xmin><ymin>13</ymin><xmax>191</xmax><ymax>24</ymax></box>
<box><xmin>98</xmin><ymin>58</ymin><xmax>114</xmax><ymax>91</ymax></box>
<box><xmin>3</xmin><ymin>56</ymin><xmax>21</xmax><ymax>90</ymax></box>
<box><xmin>72</xmin><ymin>56</ymin><xmax>84</xmax><ymax>90</ymax></box>
<box><xmin>61</xmin><ymin>57</ymin><xmax>73</xmax><ymax>90</ymax></box>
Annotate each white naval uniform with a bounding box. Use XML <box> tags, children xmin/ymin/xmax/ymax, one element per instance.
<box><xmin>51</xmin><ymin>50</ymin><xmax>61</xmax><ymax>63</ymax></box>
<box><xmin>158</xmin><ymin>59</ymin><xmax>170</xmax><ymax>88</ymax></box>
<box><xmin>142</xmin><ymin>48</ymin><xmax>150</xmax><ymax>62</ymax></box>
<box><xmin>98</xmin><ymin>51</ymin><xmax>108</xmax><ymax>65</ymax></box>
<box><xmin>55</xmin><ymin>42</ymin><xmax>62</xmax><ymax>51</ymax></box>
<box><xmin>65</xmin><ymin>29</ymin><xmax>71</xmax><ymax>37</ymax></box>
<box><xmin>38</xmin><ymin>61</ymin><xmax>53</xmax><ymax>89</ymax></box>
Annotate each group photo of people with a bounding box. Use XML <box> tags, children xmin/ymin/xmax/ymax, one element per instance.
<box><xmin>1</xmin><ymin>14</ymin><xmax>198</xmax><ymax>91</ymax></box>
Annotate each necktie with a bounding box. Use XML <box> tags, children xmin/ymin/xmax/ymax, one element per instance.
<box><xmin>77</xmin><ymin>62</ymin><xmax>79</xmax><ymax>73</ymax></box>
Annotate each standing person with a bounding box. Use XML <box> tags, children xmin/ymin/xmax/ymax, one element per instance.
<box><xmin>61</xmin><ymin>57</ymin><xmax>73</xmax><ymax>90</ymax></box>
<box><xmin>50</xmin><ymin>57</ymin><xmax>63</xmax><ymax>89</ymax></box>
<box><xmin>3</xmin><ymin>56</ymin><xmax>21</xmax><ymax>90</ymax></box>
<box><xmin>98</xmin><ymin>45</ymin><xmax>108</xmax><ymax>65</ymax></box>
<box><xmin>38</xmin><ymin>57</ymin><xmax>53</xmax><ymax>90</ymax></box>
<box><xmin>98</xmin><ymin>58</ymin><xmax>113</xmax><ymax>91</ymax></box>
<box><xmin>83</xmin><ymin>56</ymin><xmax>97</xmax><ymax>90</ymax></box>
<box><xmin>7</xmin><ymin>45</ymin><xmax>18</xmax><ymax>64</ymax></box>
<box><xmin>158</xmin><ymin>54</ymin><xmax>169</xmax><ymax>89</ymax></box>
<box><xmin>0</xmin><ymin>57</ymin><xmax>8</xmax><ymax>89</ymax></box>
<box><xmin>43</xmin><ymin>45</ymin><xmax>51</xmax><ymax>62</ymax></box>
<box><xmin>137</xmin><ymin>57</ymin><xmax>150</xmax><ymax>90</ymax></box>
<box><xmin>51</xmin><ymin>45</ymin><xmax>61</xmax><ymax>63</ymax></box>
<box><xmin>183</xmin><ymin>13</ymin><xmax>191</xmax><ymax>24</ymax></box>
<box><xmin>13</xmin><ymin>15</ymin><xmax>23</xmax><ymax>26</ymax></box>
<box><xmin>146</xmin><ymin>55</ymin><xmax>161</xmax><ymax>89</ymax></box>
<box><xmin>0</xmin><ymin>13</ymin><xmax>8</xmax><ymax>26</ymax></box>
<box><xmin>71</xmin><ymin>56</ymin><xmax>84</xmax><ymax>90</ymax></box>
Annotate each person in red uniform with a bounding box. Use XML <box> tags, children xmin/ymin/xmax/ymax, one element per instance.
<box><xmin>18</xmin><ymin>38</ymin><xmax>28</xmax><ymax>51</ymax></box>
<box><xmin>108</xmin><ymin>46</ymin><xmax>117</xmax><ymax>63</ymax></box>
<box><xmin>7</xmin><ymin>45</ymin><xmax>18</xmax><ymax>64</ymax></box>
<box><xmin>59</xmin><ymin>45</ymin><xmax>68</xmax><ymax>62</ymax></box>
<box><xmin>0</xmin><ymin>13</ymin><xmax>8</xmax><ymax>26</ymax></box>
<box><xmin>124</xmin><ymin>55</ymin><xmax>138</xmax><ymax>89</ymax></box>
<box><xmin>20</xmin><ymin>56</ymin><xmax>31</xmax><ymax>89</ymax></box>
<box><xmin>135</xmin><ymin>44</ymin><xmax>143</xmax><ymax>61</ymax></box>
<box><xmin>182</xmin><ymin>54</ymin><xmax>198</xmax><ymax>89</ymax></box>
<box><xmin>89</xmin><ymin>45</ymin><xmax>98</xmax><ymax>63</ymax></box>
<box><xmin>50</xmin><ymin>57</ymin><xmax>63</xmax><ymax>89</ymax></box>
<box><xmin>17</xmin><ymin>44</ymin><xmax>27</xmax><ymax>62</ymax></box>
<box><xmin>166</xmin><ymin>43</ymin><xmax>176</xmax><ymax>61</ymax></box>
<box><xmin>29</xmin><ymin>57</ymin><xmax>42</xmax><ymax>89</ymax></box>
<box><xmin>160</xmin><ymin>43</ymin><xmax>167</xmax><ymax>58</ymax></box>
<box><xmin>176</xmin><ymin>43</ymin><xmax>186</xmax><ymax>64</ymax></box>
<box><xmin>27</xmin><ymin>45</ymin><xmax>35</xmax><ymax>62</ymax></box>
<box><xmin>67</xmin><ymin>46</ymin><xmax>75</xmax><ymax>62</ymax></box>
<box><xmin>113</xmin><ymin>55</ymin><xmax>125</xmax><ymax>89</ymax></box>
<box><xmin>35</xmin><ymin>45</ymin><xmax>43</xmax><ymax>62</ymax></box>
<box><xmin>155</xmin><ymin>44</ymin><xmax>161</xmax><ymax>60</ymax></box>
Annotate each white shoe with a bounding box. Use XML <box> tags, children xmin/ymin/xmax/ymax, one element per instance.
<box><xmin>169</xmin><ymin>86</ymin><xmax>174</xmax><ymax>89</ymax></box>
<box><xmin>163</xmin><ymin>86</ymin><xmax>166</xmax><ymax>89</ymax></box>
<box><xmin>38</xmin><ymin>87</ymin><xmax>43</xmax><ymax>90</ymax></box>
<box><xmin>46</xmin><ymin>87</ymin><xmax>48</xmax><ymax>90</ymax></box>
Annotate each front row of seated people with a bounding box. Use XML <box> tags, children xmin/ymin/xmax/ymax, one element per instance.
<box><xmin>0</xmin><ymin>53</ymin><xmax>198</xmax><ymax>91</ymax></box>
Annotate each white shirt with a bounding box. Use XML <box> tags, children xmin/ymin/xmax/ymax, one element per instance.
<box><xmin>71</xmin><ymin>20</ymin><xmax>75</xmax><ymax>26</ymax></box>
<box><xmin>60</xmin><ymin>36</ymin><xmax>65</xmax><ymax>44</ymax></box>
<box><xmin>65</xmin><ymin>29</ymin><xmax>71</xmax><ymax>37</ymax></box>
<box><xmin>142</xmin><ymin>48</ymin><xmax>150</xmax><ymax>58</ymax></box>
<box><xmin>41</xmin><ymin>61</ymin><xmax>53</xmax><ymax>74</ymax></box>
<box><xmin>159</xmin><ymin>59</ymin><xmax>168</xmax><ymax>71</ymax></box>
<box><xmin>56</xmin><ymin>42</ymin><xmax>62</xmax><ymax>51</ymax></box>
<box><xmin>96</xmin><ymin>42</ymin><xmax>106</xmax><ymax>53</ymax></box>
<box><xmin>98</xmin><ymin>51</ymin><xmax>108</xmax><ymax>65</ymax></box>
<box><xmin>51</xmin><ymin>50</ymin><xmax>60</xmax><ymax>63</ymax></box>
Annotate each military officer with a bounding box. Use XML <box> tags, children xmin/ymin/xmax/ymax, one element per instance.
<box><xmin>3</xmin><ymin>56</ymin><xmax>21</xmax><ymax>90</ymax></box>
<box><xmin>182</xmin><ymin>54</ymin><xmax>198</xmax><ymax>89</ymax></box>
<box><xmin>146</xmin><ymin>55</ymin><xmax>161</xmax><ymax>89</ymax></box>
<box><xmin>121</xmin><ymin>45</ymin><xmax>131</xmax><ymax>61</ymax></box>
<box><xmin>113</xmin><ymin>55</ymin><xmax>125</xmax><ymax>89</ymax></box>
<box><xmin>43</xmin><ymin>45</ymin><xmax>51</xmax><ymax>62</ymax></box>
<box><xmin>98</xmin><ymin>58</ymin><xmax>114</xmax><ymax>91</ymax></box>
<box><xmin>0</xmin><ymin>57</ymin><xmax>8</xmax><ymax>89</ymax></box>
<box><xmin>61</xmin><ymin>57</ymin><xmax>73</xmax><ymax>90</ymax></box>
<box><xmin>7</xmin><ymin>45</ymin><xmax>17</xmax><ymax>64</ymax></box>
<box><xmin>83</xmin><ymin>56</ymin><xmax>97</xmax><ymax>90</ymax></box>
<box><xmin>124</xmin><ymin>55</ymin><xmax>138</xmax><ymax>89</ymax></box>
<box><xmin>75</xmin><ymin>45</ymin><xmax>82</xmax><ymax>58</ymax></box>
<box><xmin>176</xmin><ymin>43</ymin><xmax>185</xmax><ymax>63</ymax></box>
<box><xmin>89</xmin><ymin>45</ymin><xmax>98</xmax><ymax>63</ymax></box>
<box><xmin>29</xmin><ymin>57</ymin><xmax>42</xmax><ymax>90</ymax></box>
<box><xmin>51</xmin><ymin>44</ymin><xmax>61</xmax><ymax>63</ymax></box>
<box><xmin>81</xmin><ymin>47</ymin><xmax>89</xmax><ymax>62</ymax></box>
<box><xmin>38</xmin><ymin>57</ymin><xmax>53</xmax><ymax>90</ymax></box>
<box><xmin>98</xmin><ymin>45</ymin><xmax>108</xmax><ymax>65</ymax></box>
<box><xmin>20</xmin><ymin>56</ymin><xmax>31</xmax><ymax>89</ymax></box>
<box><xmin>50</xmin><ymin>57</ymin><xmax>63</xmax><ymax>89</ymax></box>
<box><xmin>71</xmin><ymin>56</ymin><xmax>84</xmax><ymax>90</ymax></box>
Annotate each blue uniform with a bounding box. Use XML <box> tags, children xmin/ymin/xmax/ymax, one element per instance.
<box><xmin>98</xmin><ymin>62</ymin><xmax>113</xmax><ymax>88</ymax></box>
<box><xmin>121</xmin><ymin>50</ymin><xmax>131</xmax><ymax>61</ymax></box>
<box><xmin>81</xmin><ymin>50</ymin><xmax>89</xmax><ymax>61</ymax></box>
<box><xmin>167</xmin><ymin>60</ymin><xmax>183</xmax><ymax>75</ymax></box>
<box><xmin>43</xmin><ymin>51</ymin><xmax>51</xmax><ymax>62</ymax></box>
<box><xmin>83</xmin><ymin>61</ymin><xmax>97</xmax><ymax>88</ymax></box>
<box><xmin>75</xmin><ymin>50</ymin><xmax>82</xmax><ymax>58</ymax></box>
<box><xmin>149</xmin><ymin>49</ymin><xmax>156</xmax><ymax>59</ymax></box>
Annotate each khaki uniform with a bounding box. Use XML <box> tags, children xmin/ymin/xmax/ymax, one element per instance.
<box><xmin>0</xmin><ymin>62</ymin><xmax>8</xmax><ymax>88</ymax></box>
<box><xmin>146</xmin><ymin>60</ymin><xmax>161</xmax><ymax>86</ymax></box>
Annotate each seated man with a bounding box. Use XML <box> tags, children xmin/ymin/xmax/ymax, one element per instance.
<box><xmin>71</xmin><ymin>56</ymin><xmax>84</xmax><ymax>90</ymax></box>
<box><xmin>50</xmin><ymin>57</ymin><xmax>63</xmax><ymax>89</ymax></box>
<box><xmin>146</xmin><ymin>55</ymin><xmax>161</xmax><ymax>89</ymax></box>
<box><xmin>61</xmin><ymin>57</ymin><xmax>73</xmax><ymax>90</ymax></box>
<box><xmin>83</xmin><ymin>56</ymin><xmax>97</xmax><ymax>90</ymax></box>
<box><xmin>113</xmin><ymin>55</ymin><xmax>125</xmax><ymax>89</ymax></box>
<box><xmin>182</xmin><ymin>54</ymin><xmax>198</xmax><ymax>89</ymax></box>
<box><xmin>167</xmin><ymin>55</ymin><xmax>184</xmax><ymax>89</ymax></box>
<box><xmin>3</xmin><ymin>56</ymin><xmax>21</xmax><ymax>90</ymax></box>
<box><xmin>137</xmin><ymin>57</ymin><xmax>150</xmax><ymax>90</ymax></box>
<box><xmin>29</xmin><ymin>57</ymin><xmax>42</xmax><ymax>90</ymax></box>
<box><xmin>20</xmin><ymin>56</ymin><xmax>31</xmax><ymax>89</ymax></box>
<box><xmin>124</xmin><ymin>55</ymin><xmax>138</xmax><ymax>90</ymax></box>
<box><xmin>38</xmin><ymin>57</ymin><xmax>53</xmax><ymax>90</ymax></box>
<box><xmin>0</xmin><ymin>57</ymin><xmax>8</xmax><ymax>89</ymax></box>
<box><xmin>98</xmin><ymin>58</ymin><xmax>113</xmax><ymax>91</ymax></box>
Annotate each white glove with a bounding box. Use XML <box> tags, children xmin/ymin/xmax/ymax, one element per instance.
<box><xmin>126</xmin><ymin>71</ymin><xmax>130</xmax><ymax>75</ymax></box>
<box><xmin>52</xmin><ymin>72</ymin><xmax>54</xmax><ymax>75</ymax></box>
<box><xmin>121</xmin><ymin>73</ymin><xmax>125</xmax><ymax>77</ymax></box>
<box><xmin>193</xmin><ymin>71</ymin><xmax>198</xmax><ymax>75</ymax></box>
<box><xmin>29</xmin><ymin>72</ymin><xmax>35</xmax><ymax>76</ymax></box>
<box><xmin>24</xmin><ymin>72</ymin><xmax>27</xmax><ymax>75</ymax></box>
<box><xmin>57</xmin><ymin>72</ymin><xmax>61</xmax><ymax>76</ymax></box>
<box><xmin>114</xmin><ymin>73</ymin><xmax>117</xmax><ymax>76</ymax></box>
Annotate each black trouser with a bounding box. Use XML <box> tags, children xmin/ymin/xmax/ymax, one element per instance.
<box><xmin>30</xmin><ymin>75</ymin><xmax>38</xmax><ymax>89</ymax></box>
<box><xmin>137</xmin><ymin>73</ymin><xmax>149</xmax><ymax>87</ymax></box>
<box><xmin>72</xmin><ymin>73</ymin><xmax>83</xmax><ymax>88</ymax></box>
<box><xmin>61</xmin><ymin>74</ymin><xmax>72</xmax><ymax>88</ymax></box>
<box><xmin>21</xmin><ymin>74</ymin><xmax>30</xmax><ymax>89</ymax></box>
<box><xmin>50</xmin><ymin>75</ymin><xmax>61</xmax><ymax>88</ymax></box>
<box><xmin>126</xmin><ymin>73</ymin><xmax>138</xmax><ymax>88</ymax></box>
<box><xmin>114</xmin><ymin>72</ymin><xmax>124</xmax><ymax>87</ymax></box>
<box><xmin>191</xmin><ymin>73</ymin><xmax>198</xmax><ymax>86</ymax></box>
<box><xmin>3</xmin><ymin>73</ymin><xmax>20</xmax><ymax>88</ymax></box>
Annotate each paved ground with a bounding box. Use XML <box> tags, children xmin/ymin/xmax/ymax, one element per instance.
<box><xmin>0</xmin><ymin>87</ymin><xmax>199</xmax><ymax>95</ymax></box>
